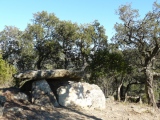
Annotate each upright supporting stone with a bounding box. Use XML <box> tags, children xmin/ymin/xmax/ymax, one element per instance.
<box><xmin>57</xmin><ymin>82</ymin><xmax>106</xmax><ymax>110</ymax></box>
<box><xmin>32</xmin><ymin>80</ymin><xmax>59</xmax><ymax>108</ymax></box>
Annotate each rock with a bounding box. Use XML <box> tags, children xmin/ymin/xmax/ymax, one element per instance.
<box><xmin>14</xmin><ymin>69</ymin><xmax>83</xmax><ymax>81</ymax></box>
<box><xmin>3</xmin><ymin>90</ymin><xmax>13</xmax><ymax>101</ymax></box>
<box><xmin>0</xmin><ymin>95</ymin><xmax>6</xmax><ymax>107</ymax></box>
<box><xmin>5</xmin><ymin>107</ymin><xmax>23</xmax><ymax>113</ymax></box>
<box><xmin>32</xmin><ymin>79</ymin><xmax>59</xmax><ymax>108</ymax></box>
<box><xmin>40</xmin><ymin>106</ymin><xmax>45</xmax><ymax>110</ymax></box>
<box><xmin>14</xmin><ymin>92</ymin><xmax>29</xmax><ymax>103</ymax></box>
<box><xmin>0</xmin><ymin>95</ymin><xmax>6</xmax><ymax>116</ymax></box>
<box><xmin>57</xmin><ymin>82</ymin><xmax>106</xmax><ymax>110</ymax></box>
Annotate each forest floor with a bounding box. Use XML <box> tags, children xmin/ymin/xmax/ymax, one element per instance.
<box><xmin>0</xmin><ymin>87</ymin><xmax>160</xmax><ymax>120</ymax></box>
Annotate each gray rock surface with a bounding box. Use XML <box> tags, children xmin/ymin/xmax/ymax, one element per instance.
<box><xmin>5</xmin><ymin>107</ymin><xmax>23</xmax><ymax>113</ymax></box>
<box><xmin>14</xmin><ymin>69</ymin><xmax>83</xmax><ymax>81</ymax></box>
<box><xmin>14</xmin><ymin>92</ymin><xmax>29</xmax><ymax>103</ymax></box>
<box><xmin>57</xmin><ymin>82</ymin><xmax>106</xmax><ymax>110</ymax></box>
<box><xmin>0</xmin><ymin>95</ymin><xmax>6</xmax><ymax>116</ymax></box>
<box><xmin>0</xmin><ymin>95</ymin><xmax>6</xmax><ymax>107</ymax></box>
<box><xmin>32</xmin><ymin>80</ymin><xmax>59</xmax><ymax>108</ymax></box>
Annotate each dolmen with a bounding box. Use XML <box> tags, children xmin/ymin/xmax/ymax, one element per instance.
<box><xmin>13</xmin><ymin>69</ymin><xmax>106</xmax><ymax>110</ymax></box>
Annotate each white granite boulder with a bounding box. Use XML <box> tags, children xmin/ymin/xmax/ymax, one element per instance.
<box><xmin>57</xmin><ymin>82</ymin><xmax>106</xmax><ymax>109</ymax></box>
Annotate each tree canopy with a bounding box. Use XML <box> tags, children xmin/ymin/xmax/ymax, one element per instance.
<box><xmin>113</xmin><ymin>2</ymin><xmax>160</xmax><ymax>107</ymax></box>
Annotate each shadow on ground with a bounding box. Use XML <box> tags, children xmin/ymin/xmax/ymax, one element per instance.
<box><xmin>1</xmin><ymin>87</ymin><xmax>102</xmax><ymax>120</ymax></box>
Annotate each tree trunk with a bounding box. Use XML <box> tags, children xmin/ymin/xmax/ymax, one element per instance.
<box><xmin>124</xmin><ymin>93</ymin><xmax>128</xmax><ymax>102</ymax></box>
<box><xmin>145</xmin><ymin>69</ymin><xmax>157</xmax><ymax>108</ymax></box>
<box><xmin>64</xmin><ymin>57</ymin><xmax>68</xmax><ymax>69</ymax></box>
<box><xmin>37</xmin><ymin>57</ymin><xmax>43</xmax><ymax>70</ymax></box>
<box><xmin>117</xmin><ymin>82</ymin><xmax>123</xmax><ymax>101</ymax></box>
<box><xmin>124</xmin><ymin>84</ymin><xmax>130</xmax><ymax>102</ymax></box>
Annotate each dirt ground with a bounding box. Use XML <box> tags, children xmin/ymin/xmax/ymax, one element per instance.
<box><xmin>0</xmin><ymin>87</ymin><xmax>160</xmax><ymax>120</ymax></box>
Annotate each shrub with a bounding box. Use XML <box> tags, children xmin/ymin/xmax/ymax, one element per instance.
<box><xmin>0</xmin><ymin>54</ymin><xmax>16</xmax><ymax>85</ymax></box>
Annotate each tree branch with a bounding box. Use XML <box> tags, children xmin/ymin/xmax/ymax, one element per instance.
<box><xmin>153</xmin><ymin>72</ymin><xmax>160</xmax><ymax>77</ymax></box>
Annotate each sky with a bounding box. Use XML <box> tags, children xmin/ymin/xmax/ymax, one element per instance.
<box><xmin>0</xmin><ymin>0</ymin><xmax>159</xmax><ymax>40</ymax></box>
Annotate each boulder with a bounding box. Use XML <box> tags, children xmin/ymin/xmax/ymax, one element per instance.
<box><xmin>0</xmin><ymin>95</ymin><xmax>6</xmax><ymax>116</ymax></box>
<box><xmin>14</xmin><ymin>92</ymin><xmax>29</xmax><ymax>103</ymax></box>
<box><xmin>14</xmin><ymin>69</ymin><xmax>83</xmax><ymax>81</ymax></box>
<box><xmin>31</xmin><ymin>80</ymin><xmax>59</xmax><ymax>108</ymax></box>
<box><xmin>0</xmin><ymin>95</ymin><xmax>6</xmax><ymax>107</ymax></box>
<box><xmin>57</xmin><ymin>82</ymin><xmax>106</xmax><ymax>110</ymax></box>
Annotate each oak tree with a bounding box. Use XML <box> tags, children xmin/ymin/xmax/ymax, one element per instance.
<box><xmin>113</xmin><ymin>2</ymin><xmax>160</xmax><ymax>107</ymax></box>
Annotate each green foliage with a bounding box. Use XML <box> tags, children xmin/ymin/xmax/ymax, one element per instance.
<box><xmin>90</xmin><ymin>48</ymin><xmax>131</xmax><ymax>80</ymax></box>
<box><xmin>0</xmin><ymin>11</ymin><xmax>108</xmax><ymax>71</ymax></box>
<box><xmin>24</xmin><ymin>11</ymin><xmax>61</xmax><ymax>69</ymax></box>
<box><xmin>113</xmin><ymin>2</ymin><xmax>160</xmax><ymax>106</ymax></box>
<box><xmin>0</xmin><ymin>54</ymin><xmax>16</xmax><ymax>84</ymax></box>
<box><xmin>55</xmin><ymin>20</ymin><xmax>78</xmax><ymax>69</ymax></box>
<box><xmin>0</xmin><ymin>26</ymin><xmax>22</xmax><ymax>63</ymax></box>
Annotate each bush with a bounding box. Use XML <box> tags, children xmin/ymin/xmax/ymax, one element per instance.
<box><xmin>0</xmin><ymin>54</ymin><xmax>17</xmax><ymax>85</ymax></box>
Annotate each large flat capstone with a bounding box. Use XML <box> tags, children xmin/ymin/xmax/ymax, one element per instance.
<box><xmin>14</xmin><ymin>69</ymin><xmax>83</xmax><ymax>81</ymax></box>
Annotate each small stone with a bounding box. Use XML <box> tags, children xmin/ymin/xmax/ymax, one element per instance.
<box><xmin>40</xmin><ymin>107</ymin><xmax>45</xmax><ymax>110</ymax></box>
<box><xmin>14</xmin><ymin>92</ymin><xmax>28</xmax><ymax>102</ymax></box>
<box><xmin>6</xmin><ymin>107</ymin><xmax>23</xmax><ymax>113</ymax></box>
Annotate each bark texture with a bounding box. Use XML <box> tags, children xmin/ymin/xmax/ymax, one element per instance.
<box><xmin>145</xmin><ymin>69</ymin><xmax>157</xmax><ymax>108</ymax></box>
